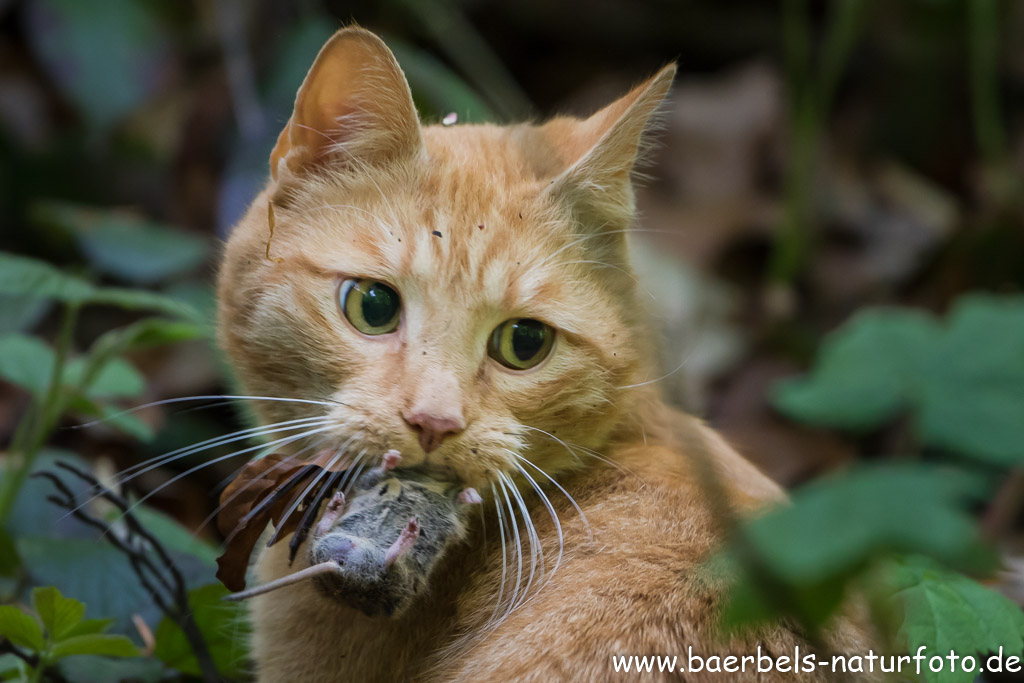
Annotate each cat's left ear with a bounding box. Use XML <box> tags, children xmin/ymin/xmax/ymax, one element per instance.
<box><xmin>270</xmin><ymin>27</ymin><xmax>423</xmax><ymax>184</ymax></box>
<box><xmin>543</xmin><ymin>64</ymin><xmax>676</xmax><ymax>227</ymax></box>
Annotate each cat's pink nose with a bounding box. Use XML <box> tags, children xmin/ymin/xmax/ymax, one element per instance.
<box><xmin>402</xmin><ymin>410</ymin><xmax>464</xmax><ymax>453</ymax></box>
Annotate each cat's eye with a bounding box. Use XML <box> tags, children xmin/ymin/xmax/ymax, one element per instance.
<box><xmin>488</xmin><ymin>319</ymin><xmax>555</xmax><ymax>370</ymax></box>
<box><xmin>339</xmin><ymin>278</ymin><xmax>401</xmax><ymax>335</ymax></box>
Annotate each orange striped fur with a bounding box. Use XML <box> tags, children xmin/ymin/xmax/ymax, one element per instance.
<box><xmin>217</xmin><ymin>27</ymin><xmax>876</xmax><ymax>682</ymax></box>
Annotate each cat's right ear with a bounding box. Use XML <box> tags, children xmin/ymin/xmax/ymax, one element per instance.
<box><xmin>269</xmin><ymin>27</ymin><xmax>423</xmax><ymax>184</ymax></box>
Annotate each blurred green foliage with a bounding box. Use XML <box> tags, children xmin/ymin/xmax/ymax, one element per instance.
<box><xmin>719</xmin><ymin>295</ymin><xmax>1024</xmax><ymax>682</ymax></box>
<box><xmin>0</xmin><ymin>587</ymin><xmax>139</xmax><ymax>681</ymax></box>
<box><xmin>775</xmin><ymin>296</ymin><xmax>1024</xmax><ymax>465</ymax></box>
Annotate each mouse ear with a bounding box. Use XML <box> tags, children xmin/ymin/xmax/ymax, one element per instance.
<box><xmin>457</xmin><ymin>488</ymin><xmax>483</xmax><ymax>505</ymax></box>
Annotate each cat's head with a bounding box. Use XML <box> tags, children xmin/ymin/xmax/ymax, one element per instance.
<box><xmin>217</xmin><ymin>27</ymin><xmax>674</xmax><ymax>488</ymax></box>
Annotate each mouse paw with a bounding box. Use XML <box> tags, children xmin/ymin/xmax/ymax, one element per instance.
<box><xmin>384</xmin><ymin>516</ymin><xmax>420</xmax><ymax>569</ymax></box>
<box><xmin>380</xmin><ymin>449</ymin><xmax>402</xmax><ymax>472</ymax></box>
<box><xmin>314</xmin><ymin>491</ymin><xmax>347</xmax><ymax>539</ymax></box>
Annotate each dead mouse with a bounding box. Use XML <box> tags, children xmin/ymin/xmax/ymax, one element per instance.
<box><xmin>226</xmin><ymin>451</ymin><xmax>482</xmax><ymax>618</ymax></box>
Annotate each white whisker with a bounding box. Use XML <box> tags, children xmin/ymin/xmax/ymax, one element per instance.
<box><xmin>514</xmin><ymin>462</ymin><xmax>563</xmax><ymax>590</ymax></box>
<box><xmin>194</xmin><ymin>434</ymin><xmax>331</xmax><ymax>536</ymax></box>
<box><xmin>272</xmin><ymin>449</ymin><xmax>348</xmax><ymax>543</ymax></box>
<box><xmin>112</xmin><ymin>425</ymin><xmax>336</xmax><ymax>524</ymax></box>
<box><xmin>340</xmin><ymin>449</ymin><xmax>370</xmax><ymax>496</ymax></box>
<box><xmin>488</xmin><ymin>482</ymin><xmax>509</xmax><ymax>627</ymax></box>
<box><xmin>500</xmin><ymin>471</ymin><xmax>541</xmax><ymax>610</ymax></box>
<box><xmin>533</xmin><ymin>219</ymin><xmax>615</xmax><ymax>270</ymax></box>
<box><xmin>518</xmin><ymin>424</ymin><xmax>635</xmax><ymax>477</ymax></box>
<box><xmin>69</xmin><ymin>394</ymin><xmax>342</xmax><ymax>430</ymax></box>
<box><xmin>516</xmin><ymin>425</ymin><xmax>584</xmax><ymax>466</ymax></box>
<box><xmin>113</xmin><ymin>416</ymin><xmax>330</xmax><ymax>484</ymax></box>
<box><xmin>496</xmin><ymin>477</ymin><xmax>523</xmax><ymax>622</ymax></box>
<box><xmin>617</xmin><ymin>353</ymin><xmax>692</xmax><ymax>389</ymax></box>
<box><xmin>61</xmin><ymin>421</ymin><xmax>333</xmax><ymax>522</ymax></box>
<box><xmin>506</xmin><ymin>450</ymin><xmax>592</xmax><ymax>541</ymax></box>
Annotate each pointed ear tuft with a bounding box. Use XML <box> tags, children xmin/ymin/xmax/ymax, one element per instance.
<box><xmin>543</xmin><ymin>64</ymin><xmax>676</xmax><ymax>226</ymax></box>
<box><xmin>270</xmin><ymin>27</ymin><xmax>423</xmax><ymax>182</ymax></box>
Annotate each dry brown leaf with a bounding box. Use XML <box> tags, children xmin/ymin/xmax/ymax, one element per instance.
<box><xmin>215</xmin><ymin>452</ymin><xmax>349</xmax><ymax>592</ymax></box>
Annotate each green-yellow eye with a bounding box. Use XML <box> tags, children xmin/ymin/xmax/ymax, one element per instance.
<box><xmin>339</xmin><ymin>278</ymin><xmax>401</xmax><ymax>335</ymax></box>
<box><xmin>488</xmin><ymin>318</ymin><xmax>555</xmax><ymax>370</ymax></box>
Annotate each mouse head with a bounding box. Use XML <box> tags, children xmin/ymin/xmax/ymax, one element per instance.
<box><xmin>309</xmin><ymin>467</ymin><xmax>477</xmax><ymax>617</ymax></box>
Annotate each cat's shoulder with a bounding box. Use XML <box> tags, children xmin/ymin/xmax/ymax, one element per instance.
<box><xmin>602</xmin><ymin>409</ymin><xmax>784</xmax><ymax>513</ymax></box>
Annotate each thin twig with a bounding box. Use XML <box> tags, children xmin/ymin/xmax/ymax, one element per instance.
<box><xmin>982</xmin><ymin>468</ymin><xmax>1024</xmax><ymax>541</ymax></box>
<box><xmin>34</xmin><ymin>466</ymin><xmax>221</xmax><ymax>683</ymax></box>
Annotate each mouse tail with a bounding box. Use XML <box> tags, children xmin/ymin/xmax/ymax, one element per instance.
<box><xmin>223</xmin><ymin>561</ymin><xmax>342</xmax><ymax>601</ymax></box>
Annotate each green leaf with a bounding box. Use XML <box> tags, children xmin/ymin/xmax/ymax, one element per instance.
<box><xmin>749</xmin><ymin>465</ymin><xmax>990</xmax><ymax>579</ymax></box>
<box><xmin>64</xmin><ymin>356</ymin><xmax>145</xmax><ymax>400</ymax></box>
<box><xmin>774</xmin><ymin>295</ymin><xmax>1024</xmax><ymax>465</ymax></box>
<box><xmin>0</xmin><ymin>333</ymin><xmax>145</xmax><ymax>403</ymax></box>
<box><xmin>0</xmin><ymin>653</ymin><xmax>24</xmax><ymax>680</ymax></box>
<box><xmin>0</xmin><ymin>294</ymin><xmax>50</xmax><ymax>335</ymax></box>
<box><xmin>773</xmin><ymin>309</ymin><xmax>936</xmax><ymax>430</ymax></box>
<box><xmin>79</xmin><ymin>287</ymin><xmax>200</xmax><ymax>320</ymax></box>
<box><xmin>0</xmin><ymin>605</ymin><xmax>44</xmax><ymax>651</ymax></box>
<box><xmin>24</xmin><ymin>0</ymin><xmax>171</xmax><ymax>130</ymax></box>
<box><xmin>163</xmin><ymin>283</ymin><xmax>217</xmax><ymax>330</ymax></box>
<box><xmin>61</xmin><ymin>618</ymin><xmax>114</xmax><ymax>639</ymax></box>
<box><xmin>154</xmin><ymin>584</ymin><xmax>250</xmax><ymax>679</ymax></box>
<box><xmin>17</xmin><ymin>537</ymin><xmax>162</xmax><ymax>635</ymax></box>
<box><xmin>0</xmin><ymin>529</ymin><xmax>18</xmax><ymax>577</ymax></box>
<box><xmin>17</xmin><ymin>533</ymin><xmax>214</xmax><ymax>636</ymax></box>
<box><xmin>129</xmin><ymin>506</ymin><xmax>219</xmax><ymax>568</ymax></box>
<box><xmin>0</xmin><ymin>252</ymin><xmax>198</xmax><ymax>320</ymax></box>
<box><xmin>882</xmin><ymin>556</ymin><xmax>1024</xmax><ymax>683</ymax></box>
<box><xmin>917</xmin><ymin>296</ymin><xmax>1024</xmax><ymax>464</ymax></box>
<box><xmin>717</xmin><ymin>464</ymin><xmax>992</xmax><ymax>633</ymax></box>
<box><xmin>0</xmin><ymin>333</ymin><xmax>56</xmax><ymax>398</ymax></box>
<box><xmin>31</xmin><ymin>586</ymin><xmax>85</xmax><ymax>641</ymax></box>
<box><xmin>66</xmin><ymin>396</ymin><xmax>155</xmax><ymax>442</ymax></box>
<box><xmin>56</xmin><ymin>655</ymin><xmax>163</xmax><ymax>683</ymax></box>
<box><xmin>0</xmin><ymin>252</ymin><xmax>96</xmax><ymax>305</ymax></box>
<box><xmin>50</xmin><ymin>634</ymin><xmax>139</xmax><ymax>659</ymax></box>
<box><xmin>91</xmin><ymin>318</ymin><xmax>206</xmax><ymax>352</ymax></box>
<box><xmin>8</xmin><ymin>451</ymin><xmax>96</xmax><ymax>540</ymax></box>
<box><xmin>35</xmin><ymin>202</ymin><xmax>209</xmax><ymax>285</ymax></box>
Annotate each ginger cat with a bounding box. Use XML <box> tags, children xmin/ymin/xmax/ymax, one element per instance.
<box><xmin>217</xmin><ymin>27</ymin><xmax>874</xmax><ymax>682</ymax></box>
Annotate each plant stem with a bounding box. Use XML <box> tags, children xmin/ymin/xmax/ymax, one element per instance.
<box><xmin>967</xmin><ymin>0</ymin><xmax>1005</xmax><ymax>166</ymax></box>
<box><xmin>770</xmin><ymin>0</ymin><xmax>869</xmax><ymax>285</ymax></box>
<box><xmin>397</xmin><ymin>0</ymin><xmax>532</xmax><ymax>121</ymax></box>
<box><xmin>818</xmin><ymin>0</ymin><xmax>869</xmax><ymax>114</ymax></box>
<box><xmin>981</xmin><ymin>469</ymin><xmax>1024</xmax><ymax>541</ymax></box>
<box><xmin>26</xmin><ymin>658</ymin><xmax>43</xmax><ymax>683</ymax></box>
<box><xmin>0</xmin><ymin>304</ymin><xmax>79</xmax><ymax>525</ymax></box>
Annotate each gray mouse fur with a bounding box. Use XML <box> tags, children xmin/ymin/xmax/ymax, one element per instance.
<box><xmin>309</xmin><ymin>466</ymin><xmax>474</xmax><ymax>617</ymax></box>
